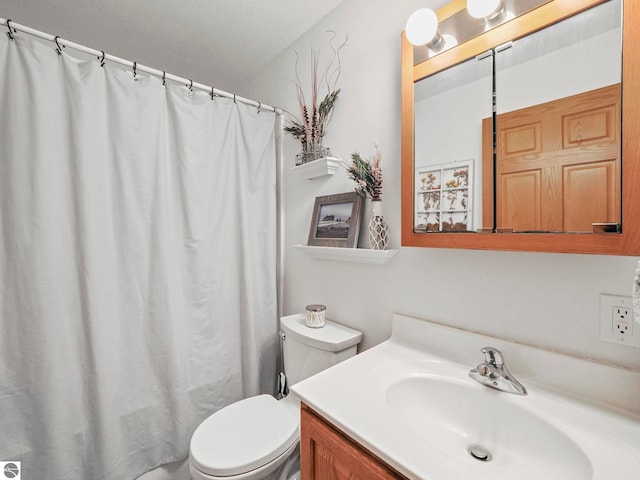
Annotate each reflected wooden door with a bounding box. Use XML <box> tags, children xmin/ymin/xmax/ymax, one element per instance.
<box><xmin>490</xmin><ymin>84</ymin><xmax>620</xmax><ymax>232</ymax></box>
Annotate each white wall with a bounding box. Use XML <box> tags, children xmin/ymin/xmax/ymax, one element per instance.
<box><xmin>247</xmin><ymin>0</ymin><xmax>640</xmax><ymax>371</ymax></box>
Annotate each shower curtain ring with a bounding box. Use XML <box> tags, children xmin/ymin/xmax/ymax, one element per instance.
<box><xmin>210</xmin><ymin>86</ymin><xmax>215</xmax><ymax>100</ymax></box>
<box><xmin>54</xmin><ymin>35</ymin><xmax>64</xmax><ymax>55</ymax></box>
<box><xmin>187</xmin><ymin>79</ymin><xmax>193</xmax><ymax>92</ymax></box>
<box><xmin>133</xmin><ymin>61</ymin><xmax>137</xmax><ymax>77</ymax></box>
<box><xmin>233</xmin><ymin>94</ymin><xmax>237</xmax><ymax>104</ymax></box>
<box><xmin>98</xmin><ymin>50</ymin><xmax>105</xmax><ymax>67</ymax></box>
<box><xmin>162</xmin><ymin>71</ymin><xmax>166</xmax><ymax>86</ymax></box>
<box><xmin>257</xmin><ymin>102</ymin><xmax>262</xmax><ymax>114</ymax></box>
<box><xmin>6</xmin><ymin>19</ymin><xmax>15</xmax><ymax>40</ymax></box>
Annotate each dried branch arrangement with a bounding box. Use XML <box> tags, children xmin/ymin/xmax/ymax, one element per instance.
<box><xmin>283</xmin><ymin>32</ymin><xmax>348</xmax><ymax>157</ymax></box>
<box><xmin>346</xmin><ymin>143</ymin><xmax>383</xmax><ymax>201</ymax></box>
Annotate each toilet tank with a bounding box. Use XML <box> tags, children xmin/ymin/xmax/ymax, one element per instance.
<box><xmin>280</xmin><ymin>314</ymin><xmax>362</xmax><ymax>386</ymax></box>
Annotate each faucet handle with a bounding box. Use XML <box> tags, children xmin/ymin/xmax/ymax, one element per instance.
<box><xmin>481</xmin><ymin>347</ymin><xmax>504</xmax><ymax>367</ymax></box>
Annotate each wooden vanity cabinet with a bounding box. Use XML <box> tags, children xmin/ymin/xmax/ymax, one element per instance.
<box><xmin>300</xmin><ymin>403</ymin><xmax>409</xmax><ymax>480</ymax></box>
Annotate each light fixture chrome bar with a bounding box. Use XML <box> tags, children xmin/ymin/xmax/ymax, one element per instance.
<box><xmin>413</xmin><ymin>0</ymin><xmax>552</xmax><ymax>65</ymax></box>
<box><xmin>0</xmin><ymin>17</ymin><xmax>280</xmax><ymax>114</ymax></box>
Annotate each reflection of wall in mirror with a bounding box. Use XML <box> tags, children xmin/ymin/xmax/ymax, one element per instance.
<box><xmin>496</xmin><ymin>28</ymin><xmax>621</xmax><ymax>113</ymax></box>
<box><xmin>414</xmin><ymin>58</ymin><xmax>491</xmax><ymax>231</ymax></box>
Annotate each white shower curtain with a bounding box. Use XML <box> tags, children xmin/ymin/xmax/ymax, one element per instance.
<box><xmin>0</xmin><ymin>34</ymin><xmax>278</xmax><ymax>480</ymax></box>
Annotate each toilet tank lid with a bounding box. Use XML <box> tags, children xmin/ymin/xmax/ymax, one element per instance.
<box><xmin>281</xmin><ymin>314</ymin><xmax>363</xmax><ymax>352</ymax></box>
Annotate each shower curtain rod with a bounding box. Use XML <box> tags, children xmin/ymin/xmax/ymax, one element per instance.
<box><xmin>1</xmin><ymin>17</ymin><xmax>281</xmax><ymax>115</ymax></box>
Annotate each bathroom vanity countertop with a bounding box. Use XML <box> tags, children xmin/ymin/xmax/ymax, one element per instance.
<box><xmin>291</xmin><ymin>314</ymin><xmax>640</xmax><ymax>480</ymax></box>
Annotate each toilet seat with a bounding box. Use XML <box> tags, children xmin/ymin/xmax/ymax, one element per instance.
<box><xmin>190</xmin><ymin>394</ymin><xmax>299</xmax><ymax>478</ymax></box>
<box><xmin>190</xmin><ymin>441</ymin><xmax>299</xmax><ymax>480</ymax></box>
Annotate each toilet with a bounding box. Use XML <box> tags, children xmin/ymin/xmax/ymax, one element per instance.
<box><xmin>189</xmin><ymin>313</ymin><xmax>362</xmax><ymax>480</ymax></box>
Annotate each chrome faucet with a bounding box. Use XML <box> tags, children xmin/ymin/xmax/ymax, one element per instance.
<box><xmin>469</xmin><ymin>347</ymin><xmax>527</xmax><ymax>395</ymax></box>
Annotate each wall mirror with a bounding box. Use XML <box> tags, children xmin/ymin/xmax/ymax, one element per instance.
<box><xmin>401</xmin><ymin>0</ymin><xmax>640</xmax><ymax>255</ymax></box>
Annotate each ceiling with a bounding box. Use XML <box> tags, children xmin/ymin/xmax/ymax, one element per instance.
<box><xmin>0</xmin><ymin>0</ymin><xmax>346</xmax><ymax>95</ymax></box>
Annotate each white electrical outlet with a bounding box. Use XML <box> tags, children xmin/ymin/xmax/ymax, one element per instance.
<box><xmin>613</xmin><ymin>306</ymin><xmax>632</xmax><ymax>334</ymax></box>
<box><xmin>600</xmin><ymin>294</ymin><xmax>640</xmax><ymax>348</ymax></box>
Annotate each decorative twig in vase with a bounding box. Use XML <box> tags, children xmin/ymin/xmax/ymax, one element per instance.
<box><xmin>346</xmin><ymin>143</ymin><xmax>389</xmax><ymax>250</ymax></box>
<box><xmin>283</xmin><ymin>32</ymin><xmax>347</xmax><ymax>165</ymax></box>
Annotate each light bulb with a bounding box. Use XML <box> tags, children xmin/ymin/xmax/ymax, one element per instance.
<box><xmin>467</xmin><ymin>0</ymin><xmax>503</xmax><ymax>19</ymax></box>
<box><xmin>405</xmin><ymin>8</ymin><xmax>439</xmax><ymax>47</ymax></box>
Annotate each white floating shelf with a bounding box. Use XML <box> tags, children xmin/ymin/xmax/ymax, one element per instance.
<box><xmin>291</xmin><ymin>157</ymin><xmax>342</xmax><ymax>179</ymax></box>
<box><xmin>294</xmin><ymin>245</ymin><xmax>398</xmax><ymax>264</ymax></box>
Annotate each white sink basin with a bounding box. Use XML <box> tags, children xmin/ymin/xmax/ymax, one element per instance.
<box><xmin>387</xmin><ymin>373</ymin><xmax>592</xmax><ymax>479</ymax></box>
<box><xmin>292</xmin><ymin>314</ymin><xmax>640</xmax><ymax>480</ymax></box>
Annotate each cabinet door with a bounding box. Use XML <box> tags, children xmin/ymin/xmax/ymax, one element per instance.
<box><xmin>300</xmin><ymin>404</ymin><xmax>407</xmax><ymax>480</ymax></box>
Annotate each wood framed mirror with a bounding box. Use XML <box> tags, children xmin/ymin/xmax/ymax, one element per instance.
<box><xmin>401</xmin><ymin>0</ymin><xmax>640</xmax><ymax>255</ymax></box>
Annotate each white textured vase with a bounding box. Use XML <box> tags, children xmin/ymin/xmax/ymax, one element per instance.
<box><xmin>368</xmin><ymin>200</ymin><xmax>389</xmax><ymax>250</ymax></box>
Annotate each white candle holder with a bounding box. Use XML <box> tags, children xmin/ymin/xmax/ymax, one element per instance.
<box><xmin>305</xmin><ymin>304</ymin><xmax>326</xmax><ymax>328</ymax></box>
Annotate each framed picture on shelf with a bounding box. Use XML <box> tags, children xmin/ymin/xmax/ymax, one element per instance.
<box><xmin>307</xmin><ymin>192</ymin><xmax>363</xmax><ymax>248</ymax></box>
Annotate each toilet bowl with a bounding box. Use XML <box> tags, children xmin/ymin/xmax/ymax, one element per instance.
<box><xmin>190</xmin><ymin>395</ymin><xmax>300</xmax><ymax>480</ymax></box>
<box><xmin>189</xmin><ymin>314</ymin><xmax>362</xmax><ymax>480</ymax></box>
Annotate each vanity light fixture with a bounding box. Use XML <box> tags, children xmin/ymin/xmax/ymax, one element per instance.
<box><xmin>466</xmin><ymin>0</ymin><xmax>505</xmax><ymax>20</ymax></box>
<box><xmin>405</xmin><ymin>8</ymin><xmax>442</xmax><ymax>48</ymax></box>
